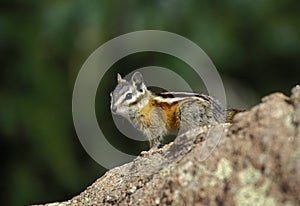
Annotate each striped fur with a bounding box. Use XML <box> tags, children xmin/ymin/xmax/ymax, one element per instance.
<box><xmin>111</xmin><ymin>72</ymin><xmax>244</xmax><ymax>148</ymax></box>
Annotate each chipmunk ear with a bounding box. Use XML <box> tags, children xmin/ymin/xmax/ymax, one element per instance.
<box><xmin>117</xmin><ymin>73</ymin><xmax>123</xmax><ymax>83</ymax></box>
<box><xmin>131</xmin><ymin>71</ymin><xmax>144</xmax><ymax>92</ymax></box>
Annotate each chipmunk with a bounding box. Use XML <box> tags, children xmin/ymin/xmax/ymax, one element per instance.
<box><xmin>110</xmin><ymin>72</ymin><xmax>243</xmax><ymax>148</ymax></box>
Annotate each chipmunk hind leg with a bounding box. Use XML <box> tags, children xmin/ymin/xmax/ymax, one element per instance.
<box><xmin>178</xmin><ymin>100</ymin><xmax>215</xmax><ymax>134</ymax></box>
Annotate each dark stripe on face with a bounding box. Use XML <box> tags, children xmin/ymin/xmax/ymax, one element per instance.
<box><xmin>129</xmin><ymin>101</ymin><xmax>138</xmax><ymax>106</ymax></box>
<box><xmin>128</xmin><ymin>94</ymin><xmax>145</xmax><ymax>106</ymax></box>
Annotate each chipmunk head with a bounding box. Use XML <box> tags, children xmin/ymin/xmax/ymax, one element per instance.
<box><xmin>110</xmin><ymin>72</ymin><xmax>149</xmax><ymax>118</ymax></box>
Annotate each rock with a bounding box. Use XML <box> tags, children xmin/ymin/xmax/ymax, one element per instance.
<box><xmin>36</xmin><ymin>86</ymin><xmax>300</xmax><ymax>206</ymax></box>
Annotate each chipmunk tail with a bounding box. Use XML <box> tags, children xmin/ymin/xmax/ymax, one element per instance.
<box><xmin>225</xmin><ymin>109</ymin><xmax>246</xmax><ymax>123</ymax></box>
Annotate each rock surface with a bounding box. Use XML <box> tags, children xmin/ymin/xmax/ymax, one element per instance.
<box><xmin>37</xmin><ymin>86</ymin><xmax>300</xmax><ymax>206</ymax></box>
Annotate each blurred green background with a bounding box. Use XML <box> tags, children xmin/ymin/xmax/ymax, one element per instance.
<box><xmin>1</xmin><ymin>1</ymin><xmax>299</xmax><ymax>205</ymax></box>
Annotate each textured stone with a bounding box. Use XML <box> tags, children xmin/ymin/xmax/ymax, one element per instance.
<box><xmin>36</xmin><ymin>86</ymin><xmax>300</xmax><ymax>206</ymax></box>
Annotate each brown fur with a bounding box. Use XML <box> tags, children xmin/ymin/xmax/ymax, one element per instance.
<box><xmin>138</xmin><ymin>99</ymin><xmax>180</xmax><ymax>132</ymax></box>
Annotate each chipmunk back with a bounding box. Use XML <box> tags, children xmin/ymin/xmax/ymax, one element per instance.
<box><xmin>110</xmin><ymin>72</ymin><xmax>243</xmax><ymax>148</ymax></box>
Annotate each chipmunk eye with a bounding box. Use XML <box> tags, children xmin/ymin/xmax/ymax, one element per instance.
<box><xmin>125</xmin><ymin>93</ymin><xmax>132</xmax><ymax>100</ymax></box>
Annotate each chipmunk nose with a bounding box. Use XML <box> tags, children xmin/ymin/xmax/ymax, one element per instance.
<box><xmin>111</xmin><ymin>105</ymin><xmax>117</xmax><ymax>113</ymax></box>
